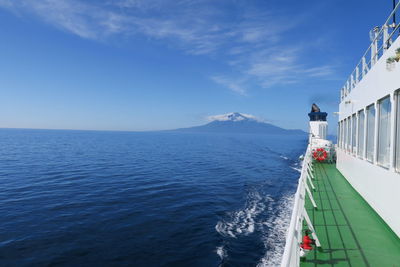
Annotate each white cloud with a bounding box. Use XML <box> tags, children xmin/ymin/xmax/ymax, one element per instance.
<box><xmin>0</xmin><ymin>0</ymin><xmax>336</xmax><ymax>94</ymax></box>
<box><xmin>211</xmin><ymin>76</ymin><xmax>248</xmax><ymax>96</ymax></box>
<box><xmin>240</xmin><ymin>47</ymin><xmax>336</xmax><ymax>88</ymax></box>
<box><xmin>0</xmin><ymin>0</ymin><xmax>129</xmax><ymax>39</ymax></box>
<box><xmin>207</xmin><ymin>112</ymin><xmax>262</xmax><ymax>122</ymax></box>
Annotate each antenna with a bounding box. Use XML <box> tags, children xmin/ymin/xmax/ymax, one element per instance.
<box><xmin>394</xmin><ymin>0</ymin><xmax>397</xmax><ymax>26</ymax></box>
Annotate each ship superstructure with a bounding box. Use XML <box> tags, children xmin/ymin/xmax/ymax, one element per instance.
<box><xmin>336</xmin><ymin>6</ymin><xmax>400</xmax><ymax>238</ymax></box>
<box><xmin>281</xmin><ymin>2</ymin><xmax>400</xmax><ymax>266</ymax></box>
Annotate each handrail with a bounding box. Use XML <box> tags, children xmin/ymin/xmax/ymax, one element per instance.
<box><xmin>340</xmin><ymin>1</ymin><xmax>400</xmax><ymax>101</ymax></box>
<box><xmin>280</xmin><ymin>145</ymin><xmax>312</xmax><ymax>267</ymax></box>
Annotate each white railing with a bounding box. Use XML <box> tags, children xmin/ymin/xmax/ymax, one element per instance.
<box><xmin>280</xmin><ymin>145</ymin><xmax>314</xmax><ymax>267</ymax></box>
<box><xmin>341</xmin><ymin>1</ymin><xmax>400</xmax><ymax>101</ymax></box>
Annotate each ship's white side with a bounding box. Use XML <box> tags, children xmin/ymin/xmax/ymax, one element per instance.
<box><xmin>281</xmin><ymin>2</ymin><xmax>400</xmax><ymax>266</ymax></box>
<box><xmin>337</xmin><ymin>5</ymin><xmax>400</xmax><ymax>237</ymax></box>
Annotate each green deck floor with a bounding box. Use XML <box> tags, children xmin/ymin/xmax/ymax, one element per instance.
<box><xmin>300</xmin><ymin>163</ymin><xmax>400</xmax><ymax>267</ymax></box>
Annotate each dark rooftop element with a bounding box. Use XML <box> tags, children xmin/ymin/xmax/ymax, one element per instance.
<box><xmin>311</xmin><ymin>103</ymin><xmax>321</xmax><ymax>113</ymax></box>
<box><xmin>309</xmin><ymin>104</ymin><xmax>327</xmax><ymax>121</ymax></box>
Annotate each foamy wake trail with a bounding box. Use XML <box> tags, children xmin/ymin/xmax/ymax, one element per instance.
<box><xmin>215</xmin><ymin>191</ymin><xmax>274</xmax><ymax>261</ymax></box>
<box><xmin>290</xmin><ymin>159</ymin><xmax>303</xmax><ymax>173</ymax></box>
<box><xmin>215</xmin><ymin>191</ymin><xmax>271</xmax><ymax>238</ymax></box>
<box><xmin>290</xmin><ymin>166</ymin><xmax>302</xmax><ymax>173</ymax></box>
<box><xmin>216</xmin><ymin>245</ymin><xmax>227</xmax><ymax>260</ymax></box>
<box><xmin>256</xmin><ymin>194</ymin><xmax>294</xmax><ymax>267</ymax></box>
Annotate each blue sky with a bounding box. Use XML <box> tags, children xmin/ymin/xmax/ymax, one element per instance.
<box><xmin>0</xmin><ymin>0</ymin><xmax>394</xmax><ymax>132</ymax></box>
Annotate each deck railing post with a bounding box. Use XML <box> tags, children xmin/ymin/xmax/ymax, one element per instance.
<box><xmin>355</xmin><ymin>66</ymin><xmax>360</xmax><ymax>83</ymax></box>
<box><xmin>371</xmin><ymin>27</ymin><xmax>379</xmax><ymax>66</ymax></box>
<box><xmin>303</xmin><ymin>210</ymin><xmax>322</xmax><ymax>247</ymax></box>
<box><xmin>307</xmin><ymin>173</ymin><xmax>315</xmax><ymax>190</ymax></box>
<box><xmin>307</xmin><ymin>167</ymin><xmax>315</xmax><ymax>180</ymax></box>
<box><xmin>351</xmin><ymin>73</ymin><xmax>355</xmax><ymax>89</ymax></box>
<box><xmin>362</xmin><ymin>57</ymin><xmax>368</xmax><ymax>77</ymax></box>
<box><xmin>305</xmin><ymin>181</ymin><xmax>317</xmax><ymax>209</ymax></box>
<box><xmin>307</xmin><ymin>161</ymin><xmax>313</xmax><ymax>172</ymax></box>
<box><xmin>383</xmin><ymin>25</ymin><xmax>391</xmax><ymax>51</ymax></box>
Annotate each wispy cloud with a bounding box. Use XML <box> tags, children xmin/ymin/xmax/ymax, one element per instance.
<box><xmin>0</xmin><ymin>0</ymin><xmax>128</xmax><ymax>39</ymax></box>
<box><xmin>0</xmin><ymin>0</ymin><xmax>336</xmax><ymax>94</ymax></box>
<box><xmin>207</xmin><ymin>112</ymin><xmax>262</xmax><ymax>122</ymax></box>
<box><xmin>242</xmin><ymin>47</ymin><xmax>336</xmax><ymax>88</ymax></box>
<box><xmin>211</xmin><ymin>76</ymin><xmax>247</xmax><ymax>96</ymax></box>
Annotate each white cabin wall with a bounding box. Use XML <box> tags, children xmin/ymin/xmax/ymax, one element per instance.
<box><xmin>339</xmin><ymin>37</ymin><xmax>400</xmax><ymax>119</ymax></box>
<box><xmin>309</xmin><ymin>121</ymin><xmax>328</xmax><ymax>140</ymax></box>
<box><xmin>337</xmin><ymin>37</ymin><xmax>400</xmax><ymax>237</ymax></box>
<box><xmin>337</xmin><ymin>150</ymin><xmax>400</xmax><ymax>236</ymax></box>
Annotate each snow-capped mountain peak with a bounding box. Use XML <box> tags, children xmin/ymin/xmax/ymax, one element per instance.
<box><xmin>208</xmin><ymin>112</ymin><xmax>260</xmax><ymax>122</ymax></box>
<box><xmin>170</xmin><ymin>112</ymin><xmax>305</xmax><ymax>135</ymax></box>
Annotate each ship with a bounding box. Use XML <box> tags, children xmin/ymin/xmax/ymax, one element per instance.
<box><xmin>281</xmin><ymin>2</ymin><xmax>400</xmax><ymax>266</ymax></box>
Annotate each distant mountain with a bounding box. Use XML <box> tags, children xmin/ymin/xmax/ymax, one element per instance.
<box><xmin>171</xmin><ymin>112</ymin><xmax>306</xmax><ymax>135</ymax></box>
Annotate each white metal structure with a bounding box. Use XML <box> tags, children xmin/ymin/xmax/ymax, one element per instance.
<box><xmin>281</xmin><ymin>3</ymin><xmax>400</xmax><ymax>265</ymax></box>
<box><xmin>337</xmin><ymin>2</ymin><xmax>400</xmax><ymax>237</ymax></box>
<box><xmin>340</xmin><ymin>1</ymin><xmax>400</xmax><ymax>101</ymax></box>
<box><xmin>280</xmin><ymin>145</ymin><xmax>321</xmax><ymax>267</ymax></box>
<box><xmin>309</xmin><ymin>121</ymin><xmax>328</xmax><ymax>140</ymax></box>
<box><xmin>308</xmin><ymin>107</ymin><xmax>334</xmax><ymax>160</ymax></box>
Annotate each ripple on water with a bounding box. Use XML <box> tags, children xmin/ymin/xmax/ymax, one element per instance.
<box><xmin>0</xmin><ymin>129</ymin><xmax>306</xmax><ymax>266</ymax></box>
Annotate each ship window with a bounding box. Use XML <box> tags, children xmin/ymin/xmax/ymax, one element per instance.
<box><xmin>345</xmin><ymin>118</ymin><xmax>350</xmax><ymax>150</ymax></box>
<box><xmin>337</xmin><ymin>122</ymin><xmax>340</xmax><ymax>146</ymax></box>
<box><xmin>319</xmin><ymin>124</ymin><xmax>326</xmax><ymax>139</ymax></box>
<box><xmin>357</xmin><ymin>110</ymin><xmax>365</xmax><ymax>158</ymax></box>
<box><xmin>377</xmin><ymin>96</ymin><xmax>391</xmax><ymax>168</ymax></box>
<box><xmin>344</xmin><ymin>119</ymin><xmax>347</xmax><ymax>149</ymax></box>
<box><xmin>366</xmin><ymin>104</ymin><xmax>376</xmax><ymax>162</ymax></box>
<box><xmin>340</xmin><ymin>120</ymin><xmax>344</xmax><ymax>148</ymax></box>
<box><xmin>352</xmin><ymin>114</ymin><xmax>357</xmax><ymax>154</ymax></box>
<box><xmin>338</xmin><ymin>121</ymin><xmax>342</xmax><ymax>147</ymax></box>
<box><xmin>395</xmin><ymin>92</ymin><xmax>400</xmax><ymax>171</ymax></box>
<box><xmin>340</xmin><ymin>121</ymin><xmax>344</xmax><ymax>148</ymax></box>
<box><xmin>340</xmin><ymin>120</ymin><xmax>342</xmax><ymax>148</ymax></box>
<box><xmin>347</xmin><ymin>116</ymin><xmax>351</xmax><ymax>152</ymax></box>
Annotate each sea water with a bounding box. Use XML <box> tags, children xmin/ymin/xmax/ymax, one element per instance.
<box><xmin>0</xmin><ymin>129</ymin><xmax>306</xmax><ymax>266</ymax></box>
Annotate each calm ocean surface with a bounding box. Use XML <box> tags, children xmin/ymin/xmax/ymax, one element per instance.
<box><xmin>0</xmin><ymin>129</ymin><xmax>306</xmax><ymax>266</ymax></box>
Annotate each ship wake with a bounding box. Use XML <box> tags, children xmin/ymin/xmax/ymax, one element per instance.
<box><xmin>256</xmin><ymin>194</ymin><xmax>294</xmax><ymax>267</ymax></box>
<box><xmin>215</xmin><ymin>191</ymin><xmax>271</xmax><ymax>238</ymax></box>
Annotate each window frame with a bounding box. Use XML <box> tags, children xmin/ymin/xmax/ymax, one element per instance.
<box><xmin>357</xmin><ymin>109</ymin><xmax>365</xmax><ymax>159</ymax></box>
<box><xmin>340</xmin><ymin>120</ymin><xmax>344</xmax><ymax>149</ymax></box>
<box><xmin>344</xmin><ymin>118</ymin><xmax>346</xmax><ymax>150</ymax></box>
<box><xmin>394</xmin><ymin>91</ymin><xmax>400</xmax><ymax>172</ymax></box>
<box><xmin>366</xmin><ymin>103</ymin><xmax>376</xmax><ymax>163</ymax></box>
<box><xmin>377</xmin><ymin>95</ymin><xmax>392</xmax><ymax>168</ymax></box>
<box><xmin>352</xmin><ymin>113</ymin><xmax>357</xmax><ymax>155</ymax></box>
<box><xmin>347</xmin><ymin>116</ymin><xmax>352</xmax><ymax>152</ymax></box>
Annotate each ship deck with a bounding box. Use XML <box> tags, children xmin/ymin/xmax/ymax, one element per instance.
<box><xmin>300</xmin><ymin>163</ymin><xmax>400</xmax><ymax>267</ymax></box>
